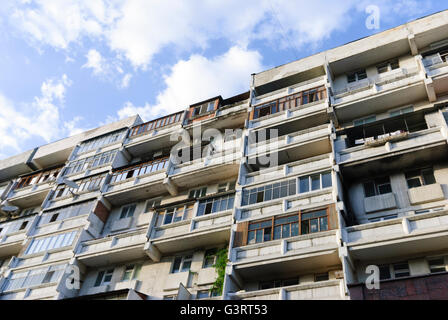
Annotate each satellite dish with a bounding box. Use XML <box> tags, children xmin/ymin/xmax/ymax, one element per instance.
<box><xmin>62</xmin><ymin>178</ymin><xmax>79</xmax><ymax>189</ymax></box>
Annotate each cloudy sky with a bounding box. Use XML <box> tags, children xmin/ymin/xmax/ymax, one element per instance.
<box><xmin>0</xmin><ymin>0</ymin><xmax>446</xmax><ymax>159</ymax></box>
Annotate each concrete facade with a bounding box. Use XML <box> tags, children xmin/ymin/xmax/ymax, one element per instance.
<box><xmin>1</xmin><ymin>10</ymin><xmax>448</xmax><ymax>300</ymax></box>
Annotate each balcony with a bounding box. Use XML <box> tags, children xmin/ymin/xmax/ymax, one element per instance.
<box><xmin>246</xmin><ymin>124</ymin><xmax>332</xmax><ymax>165</ymax></box>
<box><xmin>243</xmin><ymin>154</ymin><xmax>332</xmax><ymax>187</ymax></box>
<box><xmin>364</xmin><ymin>193</ymin><xmax>397</xmax><ymax>213</ymax></box>
<box><xmin>124</xmin><ymin>111</ymin><xmax>184</xmax><ymax>157</ymax></box>
<box><xmin>249</xmin><ymin>81</ymin><xmax>328</xmax><ymax>129</ymax></box>
<box><xmin>423</xmin><ymin>52</ymin><xmax>448</xmax><ymax>95</ymax></box>
<box><xmin>103</xmin><ymin>158</ymin><xmax>169</xmax><ymax>206</ymax></box>
<box><xmin>231</xmin><ymin>230</ymin><xmax>341</xmax><ymax>280</ymax></box>
<box><xmin>345</xmin><ymin>210</ymin><xmax>448</xmax><ymax>260</ymax></box>
<box><xmin>76</xmin><ymin>229</ymin><xmax>148</xmax><ymax>267</ymax></box>
<box><xmin>332</xmin><ymin>66</ymin><xmax>426</xmax><ymax>121</ymax></box>
<box><xmin>7</xmin><ymin>168</ymin><xmax>61</xmax><ymax>208</ymax></box>
<box><xmin>228</xmin><ymin>279</ymin><xmax>345</xmax><ymax>300</ymax></box>
<box><xmin>336</xmin><ymin>127</ymin><xmax>448</xmax><ymax>178</ymax></box>
<box><xmin>167</xmin><ymin>139</ymin><xmax>242</xmax><ymax>190</ymax></box>
<box><xmin>408</xmin><ymin>183</ymin><xmax>445</xmax><ymax>205</ymax></box>
<box><xmin>147</xmin><ymin>210</ymin><xmax>232</xmax><ymax>260</ymax></box>
<box><xmin>0</xmin><ymin>215</ymin><xmax>36</xmax><ymax>257</ymax></box>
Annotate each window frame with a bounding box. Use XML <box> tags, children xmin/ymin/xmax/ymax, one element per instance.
<box><xmin>405</xmin><ymin>167</ymin><xmax>436</xmax><ymax>189</ymax></box>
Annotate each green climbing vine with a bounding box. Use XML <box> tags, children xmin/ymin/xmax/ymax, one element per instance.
<box><xmin>210</xmin><ymin>247</ymin><xmax>228</xmax><ymax>296</ymax></box>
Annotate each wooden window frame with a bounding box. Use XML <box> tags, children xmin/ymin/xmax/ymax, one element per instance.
<box><xmin>129</xmin><ymin>111</ymin><xmax>183</xmax><ymax>138</ymax></box>
<box><xmin>244</xmin><ymin>207</ymin><xmax>331</xmax><ymax>246</ymax></box>
<box><xmin>250</xmin><ymin>85</ymin><xmax>326</xmax><ymax>120</ymax></box>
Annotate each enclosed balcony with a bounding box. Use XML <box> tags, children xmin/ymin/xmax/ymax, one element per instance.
<box><xmin>167</xmin><ymin>138</ymin><xmax>242</xmax><ymax>190</ymax></box>
<box><xmin>124</xmin><ymin>111</ymin><xmax>184</xmax><ymax>158</ymax></box>
<box><xmin>228</xmin><ymin>279</ymin><xmax>345</xmax><ymax>300</ymax></box>
<box><xmin>249</xmin><ymin>82</ymin><xmax>328</xmax><ymax>129</ymax></box>
<box><xmin>76</xmin><ymin>228</ymin><xmax>148</xmax><ymax>267</ymax></box>
<box><xmin>345</xmin><ymin>209</ymin><xmax>448</xmax><ymax>261</ymax></box>
<box><xmin>7</xmin><ymin>167</ymin><xmax>62</xmax><ymax>208</ymax></box>
<box><xmin>423</xmin><ymin>48</ymin><xmax>448</xmax><ymax>95</ymax></box>
<box><xmin>103</xmin><ymin>157</ymin><xmax>169</xmax><ymax>206</ymax></box>
<box><xmin>246</xmin><ymin>124</ymin><xmax>332</xmax><ymax>168</ymax></box>
<box><xmin>231</xmin><ymin>206</ymin><xmax>341</xmax><ymax>280</ymax></box>
<box><xmin>146</xmin><ymin>197</ymin><xmax>233</xmax><ymax>261</ymax></box>
<box><xmin>332</xmin><ymin>65</ymin><xmax>426</xmax><ymax>122</ymax></box>
<box><xmin>0</xmin><ymin>214</ymin><xmax>36</xmax><ymax>257</ymax></box>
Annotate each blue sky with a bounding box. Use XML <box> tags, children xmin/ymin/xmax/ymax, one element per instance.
<box><xmin>0</xmin><ymin>0</ymin><xmax>447</xmax><ymax>160</ymax></box>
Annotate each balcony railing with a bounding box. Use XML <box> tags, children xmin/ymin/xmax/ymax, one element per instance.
<box><xmin>232</xmin><ymin>230</ymin><xmax>339</xmax><ymax>265</ymax></box>
<box><xmin>228</xmin><ymin>279</ymin><xmax>345</xmax><ymax>300</ymax></box>
<box><xmin>110</xmin><ymin>158</ymin><xmax>169</xmax><ymax>184</ymax></box>
<box><xmin>333</xmin><ymin>67</ymin><xmax>421</xmax><ymax>102</ymax></box>
<box><xmin>250</xmin><ymin>86</ymin><xmax>327</xmax><ymax>121</ymax></box>
<box><xmin>345</xmin><ymin>210</ymin><xmax>448</xmax><ymax>248</ymax></box>
<box><xmin>247</xmin><ymin>124</ymin><xmax>331</xmax><ymax>157</ymax></box>
<box><xmin>337</xmin><ymin>127</ymin><xmax>446</xmax><ymax>164</ymax></box>
<box><xmin>129</xmin><ymin>112</ymin><xmax>183</xmax><ymax>138</ymax></box>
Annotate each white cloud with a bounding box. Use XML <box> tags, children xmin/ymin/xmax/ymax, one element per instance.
<box><xmin>0</xmin><ymin>74</ymin><xmax>80</xmax><ymax>158</ymax></box>
<box><xmin>117</xmin><ymin>46</ymin><xmax>265</xmax><ymax>121</ymax></box>
<box><xmin>9</xmin><ymin>0</ymin><xmax>430</xmax><ymax>69</ymax></box>
<box><xmin>119</xmin><ymin>73</ymin><xmax>132</xmax><ymax>89</ymax></box>
<box><xmin>82</xmin><ymin>49</ymin><xmax>106</xmax><ymax>75</ymax></box>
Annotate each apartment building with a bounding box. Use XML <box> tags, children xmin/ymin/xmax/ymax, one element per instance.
<box><xmin>1</xmin><ymin>10</ymin><xmax>448</xmax><ymax>300</ymax></box>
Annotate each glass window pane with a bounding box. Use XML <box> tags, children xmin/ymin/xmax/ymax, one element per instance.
<box><xmin>282</xmin><ymin>224</ymin><xmax>290</xmax><ymax>238</ymax></box>
<box><xmin>291</xmin><ymin>223</ymin><xmax>299</xmax><ymax>237</ymax></box>
<box><xmin>311</xmin><ymin>175</ymin><xmax>320</xmax><ymax>191</ymax></box>
<box><xmin>247</xmin><ymin>231</ymin><xmax>255</xmax><ymax>244</ymax></box>
<box><xmin>320</xmin><ymin>217</ymin><xmax>328</xmax><ymax>231</ymax></box>
<box><xmin>310</xmin><ymin>219</ymin><xmax>319</xmax><ymax>233</ymax></box>
<box><xmin>322</xmin><ymin>172</ymin><xmax>332</xmax><ymax>188</ymax></box>
<box><xmin>255</xmin><ymin>229</ymin><xmax>263</xmax><ymax>243</ymax></box>
<box><xmin>299</xmin><ymin>177</ymin><xmax>309</xmax><ymax>193</ymax></box>
<box><xmin>273</xmin><ymin>226</ymin><xmax>281</xmax><ymax>239</ymax></box>
<box><xmin>301</xmin><ymin>221</ymin><xmax>309</xmax><ymax>235</ymax></box>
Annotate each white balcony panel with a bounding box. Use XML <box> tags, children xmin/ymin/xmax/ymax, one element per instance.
<box><xmin>364</xmin><ymin>193</ymin><xmax>397</xmax><ymax>213</ymax></box>
<box><xmin>408</xmin><ymin>184</ymin><xmax>445</xmax><ymax>205</ymax></box>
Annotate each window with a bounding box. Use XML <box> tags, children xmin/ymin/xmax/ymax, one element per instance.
<box><xmin>377</xmin><ymin>263</ymin><xmax>410</xmax><ymax>280</ymax></box>
<box><xmin>19</xmin><ymin>221</ymin><xmax>28</xmax><ymax>230</ymax></box>
<box><xmin>120</xmin><ymin>204</ymin><xmax>136</xmax><ymax>219</ymax></box>
<box><xmin>428</xmin><ymin>258</ymin><xmax>446</xmax><ymax>273</ymax></box>
<box><xmin>2</xmin><ymin>264</ymin><xmax>66</xmax><ymax>292</ymax></box>
<box><xmin>347</xmin><ymin>69</ymin><xmax>367</xmax><ymax>83</ymax></box>
<box><xmin>405</xmin><ymin>168</ymin><xmax>436</xmax><ymax>189</ymax></box>
<box><xmin>390</xmin><ymin>106</ymin><xmax>413</xmax><ymax>117</ymax></box>
<box><xmin>197</xmin><ymin>194</ymin><xmax>234</xmax><ymax>216</ymax></box>
<box><xmin>25</xmin><ymin>231</ymin><xmax>77</xmax><ymax>255</ymax></box>
<box><xmin>259</xmin><ymin>278</ymin><xmax>299</xmax><ymax>290</ymax></box>
<box><xmin>145</xmin><ymin>198</ymin><xmax>161</xmax><ymax>212</ymax></box>
<box><xmin>77</xmin><ymin>130</ymin><xmax>127</xmax><ymax>154</ymax></box>
<box><xmin>363</xmin><ymin>177</ymin><xmax>392</xmax><ymax>197</ymax></box>
<box><xmin>203</xmin><ymin>249</ymin><xmax>217</xmax><ymax>268</ymax></box>
<box><xmin>376</xmin><ymin>59</ymin><xmax>400</xmax><ymax>74</ymax></box>
<box><xmin>251</xmin><ymin>86</ymin><xmax>326</xmax><ymax>120</ymax></box>
<box><xmin>242</xmin><ymin>179</ymin><xmax>296</xmax><ymax>206</ymax></box>
<box><xmin>39</xmin><ymin>201</ymin><xmax>95</xmax><ymax>226</ymax></box>
<box><xmin>64</xmin><ymin>150</ymin><xmax>118</xmax><ymax>175</ymax></box>
<box><xmin>16</xmin><ymin>167</ymin><xmax>61</xmax><ymax>189</ymax></box>
<box><xmin>369</xmin><ymin>214</ymin><xmax>398</xmax><ymax>222</ymax></box>
<box><xmin>315</xmin><ymin>273</ymin><xmax>329</xmax><ymax>282</ymax></box>
<box><xmin>110</xmin><ymin>158</ymin><xmax>169</xmax><ymax>183</ymax></box>
<box><xmin>171</xmin><ymin>255</ymin><xmax>193</xmax><ymax>273</ymax></box>
<box><xmin>393</xmin><ymin>262</ymin><xmax>410</xmax><ymax>278</ymax></box>
<box><xmin>217</xmin><ymin>181</ymin><xmax>236</xmax><ymax>193</ymax></box>
<box><xmin>49</xmin><ymin>213</ymin><xmax>59</xmax><ymax>223</ymax></box>
<box><xmin>54</xmin><ymin>174</ymin><xmax>106</xmax><ymax>199</ymax></box>
<box><xmin>196</xmin><ymin>290</ymin><xmax>210</xmax><ymax>299</ymax></box>
<box><xmin>163</xmin><ymin>295</ymin><xmax>177</xmax><ymax>300</ymax></box>
<box><xmin>353</xmin><ymin>115</ymin><xmax>376</xmax><ymax>127</ymax></box>
<box><xmin>94</xmin><ymin>269</ymin><xmax>114</xmax><ymax>286</ymax></box>
<box><xmin>298</xmin><ymin>172</ymin><xmax>332</xmax><ymax>193</ymax></box>
<box><xmin>247</xmin><ymin>209</ymin><xmax>329</xmax><ymax>245</ymax></box>
<box><xmin>192</xmin><ymin>101</ymin><xmax>216</xmax><ymax>117</ymax></box>
<box><xmin>301</xmin><ymin>209</ymin><xmax>328</xmax><ymax>235</ymax></box>
<box><xmin>158</xmin><ymin>204</ymin><xmax>194</xmax><ymax>225</ymax></box>
<box><xmin>121</xmin><ymin>265</ymin><xmax>141</xmax><ymax>281</ymax></box>
<box><xmin>189</xmin><ymin>187</ymin><xmax>207</xmax><ymax>199</ymax></box>
<box><xmin>379</xmin><ymin>265</ymin><xmax>391</xmax><ymax>280</ymax></box>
